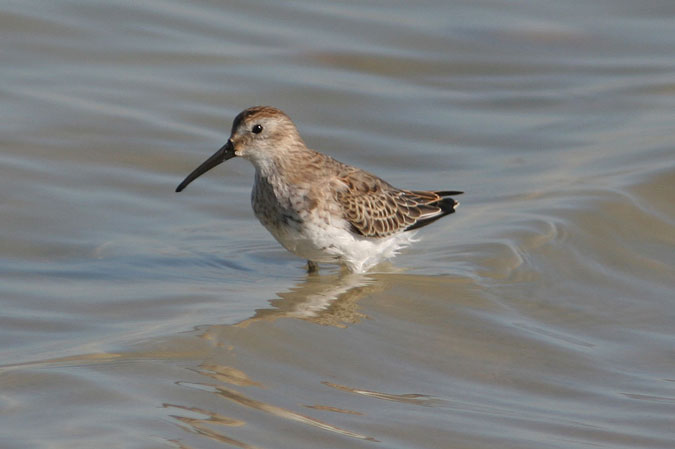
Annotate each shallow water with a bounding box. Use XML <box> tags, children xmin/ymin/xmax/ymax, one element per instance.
<box><xmin>2</xmin><ymin>1</ymin><xmax>675</xmax><ymax>448</ymax></box>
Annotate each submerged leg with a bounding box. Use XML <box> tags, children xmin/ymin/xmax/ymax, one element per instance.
<box><xmin>307</xmin><ymin>260</ymin><xmax>319</xmax><ymax>273</ymax></box>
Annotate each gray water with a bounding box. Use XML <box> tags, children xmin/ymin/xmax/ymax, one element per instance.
<box><xmin>2</xmin><ymin>1</ymin><xmax>675</xmax><ymax>448</ymax></box>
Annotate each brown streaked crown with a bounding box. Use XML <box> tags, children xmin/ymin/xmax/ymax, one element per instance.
<box><xmin>231</xmin><ymin>106</ymin><xmax>291</xmax><ymax>133</ymax></box>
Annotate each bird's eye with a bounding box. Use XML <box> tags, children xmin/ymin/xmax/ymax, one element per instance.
<box><xmin>252</xmin><ymin>124</ymin><xmax>263</xmax><ymax>134</ymax></box>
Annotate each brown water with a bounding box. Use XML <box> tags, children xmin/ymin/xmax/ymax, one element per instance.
<box><xmin>2</xmin><ymin>1</ymin><xmax>675</xmax><ymax>448</ymax></box>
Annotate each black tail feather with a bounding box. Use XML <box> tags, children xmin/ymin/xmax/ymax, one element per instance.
<box><xmin>404</xmin><ymin>195</ymin><xmax>460</xmax><ymax>232</ymax></box>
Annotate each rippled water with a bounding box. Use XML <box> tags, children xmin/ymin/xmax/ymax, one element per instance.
<box><xmin>2</xmin><ymin>1</ymin><xmax>675</xmax><ymax>448</ymax></box>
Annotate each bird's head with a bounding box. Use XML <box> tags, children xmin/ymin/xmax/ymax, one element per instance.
<box><xmin>176</xmin><ymin>106</ymin><xmax>304</xmax><ymax>192</ymax></box>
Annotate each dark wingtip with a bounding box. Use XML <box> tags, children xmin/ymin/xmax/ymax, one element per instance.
<box><xmin>436</xmin><ymin>190</ymin><xmax>463</xmax><ymax>197</ymax></box>
<box><xmin>404</xmin><ymin>197</ymin><xmax>459</xmax><ymax>232</ymax></box>
<box><xmin>437</xmin><ymin>197</ymin><xmax>459</xmax><ymax>214</ymax></box>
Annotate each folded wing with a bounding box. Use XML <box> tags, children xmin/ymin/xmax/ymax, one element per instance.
<box><xmin>335</xmin><ymin>172</ymin><xmax>462</xmax><ymax>238</ymax></box>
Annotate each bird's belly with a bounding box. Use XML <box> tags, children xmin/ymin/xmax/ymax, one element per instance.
<box><xmin>261</xmin><ymin>218</ymin><xmax>417</xmax><ymax>273</ymax></box>
<box><xmin>263</xmin><ymin>222</ymin><xmax>342</xmax><ymax>263</ymax></box>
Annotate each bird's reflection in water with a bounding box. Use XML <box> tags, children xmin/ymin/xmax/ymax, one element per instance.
<box><xmin>167</xmin><ymin>270</ymin><xmax>387</xmax><ymax>446</ymax></box>
<box><xmin>237</xmin><ymin>270</ymin><xmax>385</xmax><ymax>328</ymax></box>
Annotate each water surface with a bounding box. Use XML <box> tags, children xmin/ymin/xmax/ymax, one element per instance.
<box><xmin>2</xmin><ymin>1</ymin><xmax>675</xmax><ymax>448</ymax></box>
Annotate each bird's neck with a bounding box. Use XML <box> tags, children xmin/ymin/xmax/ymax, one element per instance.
<box><xmin>252</xmin><ymin>156</ymin><xmax>282</xmax><ymax>180</ymax></box>
<box><xmin>253</xmin><ymin>147</ymin><xmax>315</xmax><ymax>183</ymax></box>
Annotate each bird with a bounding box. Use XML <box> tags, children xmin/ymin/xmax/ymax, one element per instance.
<box><xmin>176</xmin><ymin>106</ymin><xmax>462</xmax><ymax>273</ymax></box>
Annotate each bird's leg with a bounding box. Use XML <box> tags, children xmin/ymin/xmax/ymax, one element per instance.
<box><xmin>307</xmin><ymin>260</ymin><xmax>319</xmax><ymax>273</ymax></box>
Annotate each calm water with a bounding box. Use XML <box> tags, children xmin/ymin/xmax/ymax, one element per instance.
<box><xmin>2</xmin><ymin>1</ymin><xmax>675</xmax><ymax>448</ymax></box>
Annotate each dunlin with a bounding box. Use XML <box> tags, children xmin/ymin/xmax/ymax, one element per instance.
<box><xmin>176</xmin><ymin>106</ymin><xmax>462</xmax><ymax>273</ymax></box>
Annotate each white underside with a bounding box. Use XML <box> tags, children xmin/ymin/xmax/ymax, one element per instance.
<box><xmin>265</xmin><ymin>221</ymin><xmax>418</xmax><ymax>273</ymax></box>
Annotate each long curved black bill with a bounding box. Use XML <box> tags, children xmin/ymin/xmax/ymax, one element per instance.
<box><xmin>175</xmin><ymin>141</ymin><xmax>235</xmax><ymax>192</ymax></box>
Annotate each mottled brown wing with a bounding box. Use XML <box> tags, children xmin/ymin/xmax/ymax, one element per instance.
<box><xmin>335</xmin><ymin>172</ymin><xmax>461</xmax><ymax>238</ymax></box>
